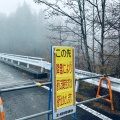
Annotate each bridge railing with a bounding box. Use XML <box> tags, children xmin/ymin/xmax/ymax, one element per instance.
<box><xmin>0</xmin><ymin>53</ymin><xmax>51</xmax><ymax>71</ymax></box>
<box><xmin>0</xmin><ymin>53</ymin><xmax>120</xmax><ymax>92</ymax></box>
<box><xmin>0</xmin><ymin>53</ymin><xmax>44</xmax><ymax>60</ymax></box>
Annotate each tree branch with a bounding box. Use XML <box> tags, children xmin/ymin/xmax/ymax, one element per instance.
<box><xmin>34</xmin><ymin>0</ymin><xmax>81</xmax><ymax>25</ymax></box>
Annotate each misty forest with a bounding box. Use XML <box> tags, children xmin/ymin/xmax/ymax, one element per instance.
<box><xmin>0</xmin><ymin>2</ymin><xmax>51</xmax><ymax>57</ymax></box>
<box><xmin>0</xmin><ymin>0</ymin><xmax>120</xmax><ymax>77</ymax></box>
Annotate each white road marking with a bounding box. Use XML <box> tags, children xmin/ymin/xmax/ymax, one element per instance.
<box><xmin>42</xmin><ymin>86</ymin><xmax>50</xmax><ymax>90</ymax></box>
<box><xmin>76</xmin><ymin>102</ymin><xmax>112</xmax><ymax>120</ymax></box>
<box><xmin>42</xmin><ymin>86</ymin><xmax>112</xmax><ymax>120</ymax></box>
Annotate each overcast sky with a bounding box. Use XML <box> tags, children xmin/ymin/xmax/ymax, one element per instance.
<box><xmin>0</xmin><ymin>0</ymin><xmax>43</xmax><ymax>15</ymax></box>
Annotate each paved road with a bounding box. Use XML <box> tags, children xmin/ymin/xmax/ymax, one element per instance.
<box><xmin>0</xmin><ymin>62</ymin><xmax>119</xmax><ymax>120</ymax></box>
<box><xmin>0</xmin><ymin>62</ymin><xmax>33</xmax><ymax>88</ymax></box>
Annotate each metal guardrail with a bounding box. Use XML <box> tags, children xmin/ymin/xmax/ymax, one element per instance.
<box><xmin>0</xmin><ymin>82</ymin><xmax>52</xmax><ymax>120</ymax></box>
<box><xmin>0</xmin><ymin>53</ymin><xmax>120</xmax><ymax>92</ymax></box>
<box><xmin>0</xmin><ymin>53</ymin><xmax>44</xmax><ymax>60</ymax></box>
<box><xmin>75</xmin><ymin>69</ymin><xmax>120</xmax><ymax>92</ymax></box>
<box><xmin>0</xmin><ymin>80</ymin><xmax>109</xmax><ymax>120</ymax></box>
<box><xmin>0</xmin><ymin>53</ymin><xmax>51</xmax><ymax>72</ymax></box>
<box><xmin>0</xmin><ymin>82</ymin><xmax>51</xmax><ymax>93</ymax></box>
<box><xmin>15</xmin><ymin>94</ymin><xmax>109</xmax><ymax>120</ymax></box>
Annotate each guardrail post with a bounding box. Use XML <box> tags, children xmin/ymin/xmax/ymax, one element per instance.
<box><xmin>40</xmin><ymin>67</ymin><xmax>44</xmax><ymax>73</ymax></box>
<box><xmin>27</xmin><ymin>64</ymin><xmax>29</xmax><ymax>68</ymax></box>
<box><xmin>26</xmin><ymin>57</ymin><xmax>29</xmax><ymax>68</ymax></box>
<box><xmin>40</xmin><ymin>60</ymin><xmax>44</xmax><ymax>73</ymax></box>
<box><xmin>75</xmin><ymin>80</ymin><xmax>79</xmax><ymax>92</ymax></box>
<box><xmin>11</xmin><ymin>60</ymin><xmax>13</xmax><ymax>63</ymax></box>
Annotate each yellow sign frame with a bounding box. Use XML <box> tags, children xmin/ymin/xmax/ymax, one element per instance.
<box><xmin>52</xmin><ymin>46</ymin><xmax>76</xmax><ymax>119</ymax></box>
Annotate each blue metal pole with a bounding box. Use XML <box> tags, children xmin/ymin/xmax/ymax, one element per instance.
<box><xmin>74</xmin><ymin>112</ymin><xmax>77</xmax><ymax>120</ymax></box>
<box><xmin>47</xmin><ymin>82</ymin><xmax>52</xmax><ymax>120</ymax></box>
<box><xmin>48</xmin><ymin>46</ymin><xmax>53</xmax><ymax>120</ymax></box>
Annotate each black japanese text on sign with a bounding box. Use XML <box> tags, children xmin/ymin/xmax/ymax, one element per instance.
<box><xmin>54</xmin><ymin>47</ymin><xmax>75</xmax><ymax>110</ymax></box>
<box><xmin>56</xmin><ymin>49</ymin><xmax>72</xmax><ymax>58</ymax></box>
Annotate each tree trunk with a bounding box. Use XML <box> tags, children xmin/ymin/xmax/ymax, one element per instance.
<box><xmin>92</xmin><ymin>0</ymin><xmax>95</xmax><ymax>72</ymax></box>
<box><xmin>77</xmin><ymin>0</ymin><xmax>92</xmax><ymax>72</ymax></box>
<box><xmin>100</xmin><ymin>0</ymin><xmax>106</xmax><ymax>74</ymax></box>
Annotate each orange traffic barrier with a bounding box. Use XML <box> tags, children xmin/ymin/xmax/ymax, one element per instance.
<box><xmin>96</xmin><ymin>77</ymin><xmax>114</xmax><ymax>111</ymax></box>
<box><xmin>0</xmin><ymin>97</ymin><xmax>5</xmax><ymax>120</ymax></box>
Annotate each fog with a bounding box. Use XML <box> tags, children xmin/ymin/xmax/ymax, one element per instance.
<box><xmin>0</xmin><ymin>2</ymin><xmax>51</xmax><ymax>57</ymax></box>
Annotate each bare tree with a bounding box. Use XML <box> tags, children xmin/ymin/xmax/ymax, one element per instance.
<box><xmin>104</xmin><ymin>2</ymin><xmax>120</xmax><ymax>76</ymax></box>
<box><xmin>34</xmin><ymin>0</ymin><xmax>119</xmax><ymax>74</ymax></box>
<box><xmin>34</xmin><ymin>0</ymin><xmax>92</xmax><ymax>71</ymax></box>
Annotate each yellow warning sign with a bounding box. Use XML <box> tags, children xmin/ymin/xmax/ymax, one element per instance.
<box><xmin>53</xmin><ymin>46</ymin><xmax>75</xmax><ymax>110</ymax></box>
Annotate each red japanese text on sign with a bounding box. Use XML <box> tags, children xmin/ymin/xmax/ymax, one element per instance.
<box><xmin>56</xmin><ymin>63</ymin><xmax>72</xmax><ymax>75</ymax></box>
<box><xmin>56</xmin><ymin>92</ymin><xmax>73</xmax><ymax>109</ymax></box>
<box><xmin>56</xmin><ymin>79</ymin><xmax>72</xmax><ymax>91</ymax></box>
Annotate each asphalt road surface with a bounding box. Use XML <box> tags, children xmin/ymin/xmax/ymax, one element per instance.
<box><xmin>0</xmin><ymin>62</ymin><xmax>119</xmax><ymax>120</ymax></box>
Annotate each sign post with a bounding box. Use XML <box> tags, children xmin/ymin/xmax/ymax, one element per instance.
<box><xmin>52</xmin><ymin>46</ymin><xmax>76</xmax><ymax>119</ymax></box>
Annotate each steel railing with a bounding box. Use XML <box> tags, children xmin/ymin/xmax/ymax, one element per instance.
<box><xmin>0</xmin><ymin>53</ymin><xmax>120</xmax><ymax>92</ymax></box>
<box><xmin>0</xmin><ymin>81</ymin><xmax>109</xmax><ymax>120</ymax></box>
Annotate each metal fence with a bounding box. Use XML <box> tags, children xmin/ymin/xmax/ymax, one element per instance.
<box><xmin>0</xmin><ymin>53</ymin><xmax>117</xmax><ymax>119</ymax></box>
<box><xmin>0</xmin><ymin>53</ymin><xmax>120</xmax><ymax>93</ymax></box>
<box><xmin>0</xmin><ymin>79</ymin><xmax>110</xmax><ymax>120</ymax></box>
